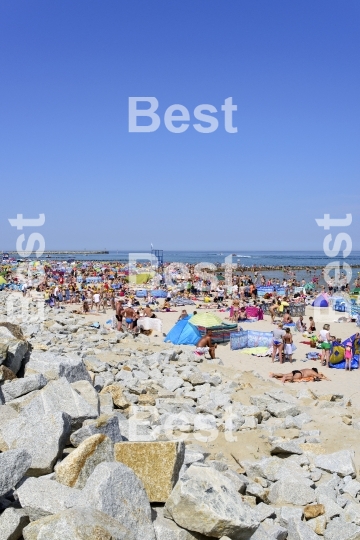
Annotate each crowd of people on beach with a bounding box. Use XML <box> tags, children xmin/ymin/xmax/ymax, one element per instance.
<box><xmin>1</xmin><ymin>257</ymin><xmax>360</xmax><ymax>381</ymax></box>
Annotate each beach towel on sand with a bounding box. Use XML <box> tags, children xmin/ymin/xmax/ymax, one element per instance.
<box><xmin>240</xmin><ymin>346</ymin><xmax>270</xmax><ymax>356</ymax></box>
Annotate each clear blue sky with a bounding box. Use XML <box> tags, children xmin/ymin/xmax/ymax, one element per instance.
<box><xmin>0</xmin><ymin>0</ymin><xmax>359</xmax><ymax>251</ymax></box>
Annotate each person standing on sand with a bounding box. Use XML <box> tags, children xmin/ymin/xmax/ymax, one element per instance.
<box><xmin>92</xmin><ymin>290</ymin><xmax>100</xmax><ymax>313</ymax></box>
<box><xmin>269</xmin><ymin>299</ymin><xmax>279</xmax><ymax>323</ymax></box>
<box><xmin>345</xmin><ymin>341</ymin><xmax>353</xmax><ymax>371</ymax></box>
<box><xmin>124</xmin><ymin>304</ymin><xmax>135</xmax><ymax>330</ymax></box>
<box><xmin>272</xmin><ymin>323</ymin><xmax>285</xmax><ymax>363</ymax></box>
<box><xmin>283</xmin><ymin>327</ymin><xmax>294</xmax><ymax>363</ymax></box>
<box><xmin>231</xmin><ymin>299</ymin><xmax>240</xmax><ymax>322</ymax></box>
<box><xmin>115</xmin><ymin>299</ymin><xmax>124</xmax><ymax>331</ymax></box>
<box><xmin>318</xmin><ymin>324</ymin><xmax>332</xmax><ymax>367</ymax></box>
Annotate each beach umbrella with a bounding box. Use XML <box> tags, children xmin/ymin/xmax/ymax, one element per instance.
<box><xmin>304</xmin><ymin>282</ymin><xmax>315</xmax><ymax>291</ymax></box>
<box><xmin>0</xmin><ymin>276</ymin><xmax>7</xmax><ymax>285</ymax></box>
<box><xmin>189</xmin><ymin>312</ymin><xmax>222</xmax><ymax>327</ymax></box>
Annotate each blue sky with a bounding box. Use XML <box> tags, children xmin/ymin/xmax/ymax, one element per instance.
<box><xmin>0</xmin><ymin>0</ymin><xmax>359</xmax><ymax>251</ymax></box>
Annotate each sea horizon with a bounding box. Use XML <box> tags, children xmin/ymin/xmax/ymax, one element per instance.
<box><xmin>3</xmin><ymin>249</ymin><xmax>360</xmax><ymax>269</ymax></box>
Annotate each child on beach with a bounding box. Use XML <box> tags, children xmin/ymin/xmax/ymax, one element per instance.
<box><xmin>283</xmin><ymin>327</ymin><xmax>294</xmax><ymax>363</ymax></box>
<box><xmin>308</xmin><ymin>316</ymin><xmax>316</xmax><ymax>333</ymax></box>
<box><xmin>345</xmin><ymin>341</ymin><xmax>353</xmax><ymax>371</ymax></box>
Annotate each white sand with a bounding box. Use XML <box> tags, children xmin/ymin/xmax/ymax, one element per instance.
<box><xmin>149</xmin><ymin>304</ymin><xmax>360</xmax><ymax>406</ymax></box>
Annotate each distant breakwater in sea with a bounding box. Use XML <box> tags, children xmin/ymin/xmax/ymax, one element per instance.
<box><xmin>4</xmin><ymin>250</ymin><xmax>360</xmax><ymax>272</ymax></box>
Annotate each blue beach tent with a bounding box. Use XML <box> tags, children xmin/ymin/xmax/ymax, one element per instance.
<box><xmin>312</xmin><ymin>295</ymin><xmax>329</xmax><ymax>308</ymax></box>
<box><xmin>164</xmin><ymin>316</ymin><xmax>201</xmax><ymax>345</ymax></box>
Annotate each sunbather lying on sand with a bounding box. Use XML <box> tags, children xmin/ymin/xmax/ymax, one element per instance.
<box><xmin>269</xmin><ymin>367</ymin><xmax>330</xmax><ymax>384</ymax></box>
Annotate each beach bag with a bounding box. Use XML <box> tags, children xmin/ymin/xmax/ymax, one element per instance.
<box><xmin>330</xmin><ymin>345</ymin><xmax>345</xmax><ymax>365</ymax></box>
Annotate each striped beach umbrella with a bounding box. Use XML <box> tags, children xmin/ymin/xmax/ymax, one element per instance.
<box><xmin>189</xmin><ymin>312</ymin><xmax>222</xmax><ymax>327</ymax></box>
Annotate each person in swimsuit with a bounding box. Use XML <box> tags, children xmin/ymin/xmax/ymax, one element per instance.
<box><xmin>318</xmin><ymin>324</ymin><xmax>332</xmax><ymax>367</ymax></box>
<box><xmin>269</xmin><ymin>299</ymin><xmax>279</xmax><ymax>323</ymax></box>
<box><xmin>308</xmin><ymin>316</ymin><xmax>316</xmax><ymax>333</ymax></box>
<box><xmin>231</xmin><ymin>299</ymin><xmax>240</xmax><ymax>322</ymax></box>
<box><xmin>270</xmin><ymin>367</ymin><xmax>330</xmax><ymax>384</ymax></box>
<box><xmin>283</xmin><ymin>327</ymin><xmax>294</xmax><ymax>363</ymax></box>
<box><xmin>195</xmin><ymin>330</ymin><xmax>217</xmax><ymax>359</ymax></box>
<box><xmin>161</xmin><ymin>300</ymin><xmax>171</xmax><ymax>311</ymax></box>
<box><xmin>272</xmin><ymin>323</ymin><xmax>285</xmax><ymax>363</ymax></box>
<box><xmin>124</xmin><ymin>305</ymin><xmax>135</xmax><ymax>330</ymax></box>
<box><xmin>144</xmin><ymin>304</ymin><xmax>156</xmax><ymax>318</ymax></box>
<box><xmin>345</xmin><ymin>341</ymin><xmax>353</xmax><ymax>371</ymax></box>
<box><xmin>115</xmin><ymin>299</ymin><xmax>124</xmax><ymax>331</ymax></box>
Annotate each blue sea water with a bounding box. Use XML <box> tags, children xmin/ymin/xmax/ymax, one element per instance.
<box><xmin>44</xmin><ymin>250</ymin><xmax>360</xmax><ymax>268</ymax></box>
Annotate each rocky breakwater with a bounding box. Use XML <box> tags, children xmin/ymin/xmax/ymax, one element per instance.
<box><xmin>0</xmin><ymin>291</ymin><xmax>360</xmax><ymax>539</ymax></box>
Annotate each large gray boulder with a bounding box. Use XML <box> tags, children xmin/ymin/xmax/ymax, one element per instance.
<box><xmin>152</xmin><ymin>506</ymin><xmax>212</xmax><ymax>539</ymax></box>
<box><xmin>270</xmin><ymin>440</ymin><xmax>303</xmax><ymax>456</ymax></box>
<box><xmin>0</xmin><ymin>323</ymin><xmax>25</xmax><ymax>341</ymax></box>
<box><xmin>70</xmin><ymin>414</ymin><xmax>122</xmax><ymax>447</ymax></box>
<box><xmin>162</xmin><ymin>377</ymin><xmax>184</xmax><ymax>393</ymax></box>
<box><xmin>22</xmin><ymin>507</ymin><xmax>136</xmax><ymax>540</ymax></box>
<box><xmin>278</xmin><ymin>507</ymin><xmax>303</xmax><ymax>528</ymax></box>
<box><xmin>187</xmin><ymin>372</ymin><xmax>222</xmax><ymax>386</ymax></box>
<box><xmin>25</xmin><ymin>352</ymin><xmax>90</xmax><ymax>383</ymax></box>
<box><xmin>315</xmin><ymin>451</ymin><xmax>357</xmax><ymax>478</ymax></box>
<box><xmin>287</xmin><ymin>517</ymin><xmax>321</xmax><ymax>540</ymax></box>
<box><xmin>70</xmin><ymin>380</ymin><xmax>99</xmax><ymax>414</ymax></box>
<box><xmin>342</xmin><ymin>479</ymin><xmax>360</xmax><ymax>499</ymax></box>
<box><xmin>0</xmin><ymin>326</ymin><xmax>28</xmax><ymax>374</ymax></box>
<box><xmin>55</xmin><ymin>434</ymin><xmax>114</xmax><ymax>489</ymax></box>
<box><xmin>241</xmin><ymin>457</ymin><xmax>283</xmax><ymax>482</ymax></box>
<box><xmin>1</xmin><ymin>375</ymin><xmax>47</xmax><ymax>403</ymax></box>
<box><xmin>16</xmin><ymin>477</ymin><xmax>85</xmax><ymax>521</ymax></box>
<box><xmin>0</xmin><ymin>338</ymin><xmax>28</xmax><ymax>375</ymax></box>
<box><xmin>0</xmin><ymin>404</ymin><xmax>18</xmax><ymax>434</ymax></box>
<box><xmin>316</xmin><ymin>494</ymin><xmax>343</xmax><ymax>521</ymax></box>
<box><xmin>83</xmin><ymin>461</ymin><xmax>156</xmax><ymax>540</ymax></box>
<box><xmin>25</xmin><ymin>377</ymin><xmax>98</xmax><ymax>429</ymax></box>
<box><xmin>266</xmin><ymin>402</ymin><xmax>300</xmax><ymax>418</ymax></box>
<box><xmin>268</xmin><ymin>478</ymin><xmax>315</xmax><ymax>506</ymax></box>
<box><xmin>0</xmin><ymin>340</ymin><xmax>9</xmax><ymax>364</ymax></box>
<box><xmin>165</xmin><ymin>464</ymin><xmax>259</xmax><ymax>539</ymax></box>
<box><xmin>248</xmin><ymin>525</ymin><xmax>273</xmax><ymax>539</ymax></box>
<box><xmin>323</xmin><ymin>517</ymin><xmax>360</xmax><ymax>540</ymax></box>
<box><xmin>0</xmin><ymin>411</ymin><xmax>71</xmax><ymax>475</ymax></box>
<box><xmin>0</xmin><ymin>449</ymin><xmax>32</xmax><ymax>496</ymax></box>
<box><xmin>0</xmin><ymin>507</ymin><xmax>29</xmax><ymax>540</ymax></box>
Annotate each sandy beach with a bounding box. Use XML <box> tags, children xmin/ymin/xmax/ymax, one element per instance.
<box><xmin>84</xmin><ymin>301</ymin><xmax>360</xmax><ymax>405</ymax></box>
<box><xmin>71</xmin><ymin>299</ymin><xmax>360</xmax><ymax>469</ymax></box>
